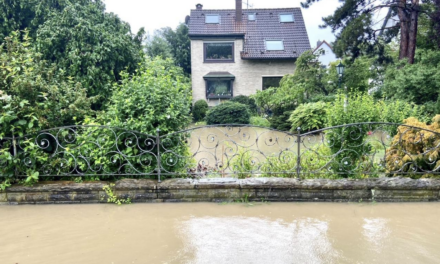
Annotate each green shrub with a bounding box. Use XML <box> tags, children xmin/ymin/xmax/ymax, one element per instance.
<box><xmin>288</xmin><ymin>102</ymin><xmax>327</xmax><ymax>132</ymax></box>
<box><xmin>206</xmin><ymin>102</ymin><xmax>251</xmax><ymax>125</ymax></box>
<box><xmin>104</xmin><ymin>57</ymin><xmax>192</xmax><ymax>135</ymax></box>
<box><xmin>250</xmin><ymin>117</ymin><xmax>270</xmax><ymax>127</ymax></box>
<box><xmin>230</xmin><ymin>95</ymin><xmax>257</xmax><ymax>114</ymax></box>
<box><xmin>193</xmin><ymin>100</ymin><xmax>208</xmax><ymax>122</ymax></box>
<box><xmin>268</xmin><ymin>104</ymin><xmax>295</xmax><ymax>131</ymax></box>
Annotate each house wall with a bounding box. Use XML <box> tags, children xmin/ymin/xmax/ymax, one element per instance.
<box><xmin>317</xmin><ymin>43</ymin><xmax>337</xmax><ymax>67</ymax></box>
<box><xmin>191</xmin><ymin>38</ymin><xmax>296</xmax><ymax>106</ymax></box>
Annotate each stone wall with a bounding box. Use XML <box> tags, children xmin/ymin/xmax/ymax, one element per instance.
<box><xmin>191</xmin><ymin>39</ymin><xmax>297</xmax><ymax>106</ymax></box>
<box><xmin>2</xmin><ymin>178</ymin><xmax>440</xmax><ymax>205</ymax></box>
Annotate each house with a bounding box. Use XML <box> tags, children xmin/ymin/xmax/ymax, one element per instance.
<box><xmin>187</xmin><ymin>1</ymin><xmax>311</xmax><ymax>106</ymax></box>
<box><xmin>314</xmin><ymin>40</ymin><xmax>337</xmax><ymax>67</ymax></box>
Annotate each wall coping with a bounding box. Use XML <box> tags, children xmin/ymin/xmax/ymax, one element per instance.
<box><xmin>2</xmin><ymin>177</ymin><xmax>440</xmax><ymax>204</ymax></box>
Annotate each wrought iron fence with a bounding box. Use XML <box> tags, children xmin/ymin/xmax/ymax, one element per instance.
<box><xmin>1</xmin><ymin>123</ymin><xmax>440</xmax><ymax>181</ymax></box>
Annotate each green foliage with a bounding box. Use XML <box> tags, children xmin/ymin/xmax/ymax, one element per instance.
<box><xmin>102</xmin><ymin>183</ymin><xmax>131</xmax><ymax>205</ymax></box>
<box><xmin>103</xmin><ymin>57</ymin><xmax>192</xmax><ymax>135</ymax></box>
<box><xmin>193</xmin><ymin>100</ymin><xmax>208</xmax><ymax>122</ymax></box>
<box><xmin>230</xmin><ymin>95</ymin><xmax>257</xmax><ymax>114</ymax></box>
<box><xmin>250</xmin><ymin>117</ymin><xmax>270</xmax><ymax>128</ymax></box>
<box><xmin>145</xmin><ymin>33</ymin><xmax>172</xmax><ymax>59</ymax></box>
<box><xmin>383</xmin><ymin>49</ymin><xmax>440</xmax><ymax>115</ymax></box>
<box><xmin>206</xmin><ymin>102</ymin><xmax>251</xmax><ymax>125</ymax></box>
<box><xmin>35</xmin><ymin>1</ymin><xmax>144</xmax><ymax>107</ymax></box>
<box><xmin>0</xmin><ymin>31</ymin><xmax>93</xmax><ymax>138</ymax></box>
<box><xmin>288</xmin><ymin>102</ymin><xmax>327</xmax><ymax>132</ymax></box>
<box><xmin>229</xmin><ymin>148</ymin><xmax>258</xmax><ymax>179</ymax></box>
<box><xmin>158</xmin><ymin>24</ymin><xmax>191</xmax><ymax>75</ymax></box>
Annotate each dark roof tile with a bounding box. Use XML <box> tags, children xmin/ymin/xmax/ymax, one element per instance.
<box><xmin>188</xmin><ymin>8</ymin><xmax>311</xmax><ymax>59</ymax></box>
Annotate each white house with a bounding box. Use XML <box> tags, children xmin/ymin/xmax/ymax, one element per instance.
<box><xmin>314</xmin><ymin>40</ymin><xmax>337</xmax><ymax>67</ymax></box>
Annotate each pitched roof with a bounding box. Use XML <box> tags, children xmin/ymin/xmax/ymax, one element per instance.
<box><xmin>188</xmin><ymin>8</ymin><xmax>311</xmax><ymax>60</ymax></box>
<box><xmin>313</xmin><ymin>40</ymin><xmax>333</xmax><ymax>53</ymax></box>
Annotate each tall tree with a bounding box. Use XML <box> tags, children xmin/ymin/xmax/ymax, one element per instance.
<box><xmin>161</xmin><ymin>23</ymin><xmax>191</xmax><ymax>75</ymax></box>
<box><xmin>35</xmin><ymin>1</ymin><xmax>144</xmax><ymax>107</ymax></box>
<box><xmin>301</xmin><ymin>0</ymin><xmax>426</xmax><ymax>64</ymax></box>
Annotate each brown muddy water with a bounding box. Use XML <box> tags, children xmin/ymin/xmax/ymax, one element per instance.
<box><xmin>1</xmin><ymin>203</ymin><xmax>439</xmax><ymax>264</ymax></box>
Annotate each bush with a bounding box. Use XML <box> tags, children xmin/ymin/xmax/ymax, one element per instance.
<box><xmin>250</xmin><ymin>117</ymin><xmax>270</xmax><ymax>127</ymax></box>
<box><xmin>193</xmin><ymin>100</ymin><xmax>208</xmax><ymax>122</ymax></box>
<box><xmin>206</xmin><ymin>102</ymin><xmax>250</xmax><ymax>125</ymax></box>
<box><xmin>385</xmin><ymin>115</ymin><xmax>440</xmax><ymax>178</ymax></box>
<box><xmin>230</xmin><ymin>95</ymin><xmax>257</xmax><ymax>114</ymax></box>
<box><xmin>103</xmin><ymin>57</ymin><xmax>192</xmax><ymax>134</ymax></box>
<box><xmin>268</xmin><ymin>104</ymin><xmax>296</xmax><ymax>131</ymax></box>
<box><xmin>0</xmin><ymin>31</ymin><xmax>93</xmax><ymax>138</ymax></box>
<box><xmin>288</xmin><ymin>102</ymin><xmax>327</xmax><ymax>132</ymax></box>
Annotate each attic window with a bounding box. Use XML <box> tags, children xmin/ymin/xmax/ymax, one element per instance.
<box><xmin>265</xmin><ymin>40</ymin><xmax>284</xmax><ymax>51</ymax></box>
<box><xmin>279</xmin><ymin>13</ymin><xmax>294</xmax><ymax>23</ymax></box>
<box><xmin>205</xmin><ymin>14</ymin><xmax>220</xmax><ymax>24</ymax></box>
<box><xmin>248</xmin><ymin>13</ymin><xmax>256</xmax><ymax>21</ymax></box>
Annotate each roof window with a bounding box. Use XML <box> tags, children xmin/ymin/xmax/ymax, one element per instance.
<box><xmin>248</xmin><ymin>13</ymin><xmax>256</xmax><ymax>21</ymax></box>
<box><xmin>265</xmin><ymin>40</ymin><xmax>284</xmax><ymax>51</ymax></box>
<box><xmin>279</xmin><ymin>14</ymin><xmax>294</xmax><ymax>23</ymax></box>
<box><xmin>205</xmin><ymin>14</ymin><xmax>220</xmax><ymax>24</ymax></box>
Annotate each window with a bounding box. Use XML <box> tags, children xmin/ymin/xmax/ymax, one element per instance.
<box><xmin>204</xmin><ymin>43</ymin><xmax>234</xmax><ymax>62</ymax></box>
<box><xmin>205</xmin><ymin>14</ymin><xmax>220</xmax><ymax>24</ymax></box>
<box><xmin>248</xmin><ymin>13</ymin><xmax>256</xmax><ymax>21</ymax></box>
<box><xmin>262</xmin><ymin>77</ymin><xmax>283</xmax><ymax>90</ymax></box>
<box><xmin>279</xmin><ymin>13</ymin><xmax>294</xmax><ymax>23</ymax></box>
<box><xmin>206</xmin><ymin>79</ymin><xmax>233</xmax><ymax>99</ymax></box>
<box><xmin>265</xmin><ymin>40</ymin><xmax>284</xmax><ymax>51</ymax></box>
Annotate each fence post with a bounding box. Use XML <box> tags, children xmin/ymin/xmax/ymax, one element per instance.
<box><xmin>12</xmin><ymin>133</ymin><xmax>17</xmax><ymax>177</ymax></box>
<box><xmin>156</xmin><ymin>129</ymin><xmax>161</xmax><ymax>183</ymax></box>
<box><xmin>296</xmin><ymin>127</ymin><xmax>301</xmax><ymax>180</ymax></box>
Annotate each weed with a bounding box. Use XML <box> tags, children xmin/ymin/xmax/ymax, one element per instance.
<box><xmin>102</xmin><ymin>183</ymin><xmax>131</xmax><ymax>205</ymax></box>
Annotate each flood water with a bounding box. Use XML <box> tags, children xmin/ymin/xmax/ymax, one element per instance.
<box><xmin>1</xmin><ymin>203</ymin><xmax>439</xmax><ymax>264</ymax></box>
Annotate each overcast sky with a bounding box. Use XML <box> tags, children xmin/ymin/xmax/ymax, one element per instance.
<box><xmin>103</xmin><ymin>0</ymin><xmax>342</xmax><ymax>48</ymax></box>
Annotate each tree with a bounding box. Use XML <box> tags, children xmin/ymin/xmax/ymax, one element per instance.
<box><xmin>35</xmin><ymin>1</ymin><xmax>144</xmax><ymax>108</ymax></box>
<box><xmin>145</xmin><ymin>31</ymin><xmax>172</xmax><ymax>59</ymax></box>
<box><xmin>0</xmin><ymin>31</ymin><xmax>93</xmax><ymax>137</ymax></box>
<box><xmin>102</xmin><ymin>57</ymin><xmax>192</xmax><ymax>135</ymax></box>
<box><xmin>382</xmin><ymin>48</ymin><xmax>440</xmax><ymax>115</ymax></box>
<box><xmin>301</xmin><ymin>0</ymin><xmax>430</xmax><ymax>64</ymax></box>
<box><xmin>0</xmin><ymin>0</ymin><xmax>93</xmax><ymax>41</ymax></box>
<box><xmin>160</xmin><ymin>23</ymin><xmax>191</xmax><ymax>75</ymax></box>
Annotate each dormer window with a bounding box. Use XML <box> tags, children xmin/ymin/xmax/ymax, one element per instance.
<box><xmin>279</xmin><ymin>13</ymin><xmax>294</xmax><ymax>23</ymax></box>
<box><xmin>205</xmin><ymin>14</ymin><xmax>220</xmax><ymax>24</ymax></box>
<box><xmin>265</xmin><ymin>40</ymin><xmax>284</xmax><ymax>51</ymax></box>
<box><xmin>248</xmin><ymin>13</ymin><xmax>256</xmax><ymax>21</ymax></box>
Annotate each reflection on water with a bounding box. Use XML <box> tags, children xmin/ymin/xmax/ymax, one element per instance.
<box><xmin>180</xmin><ymin>217</ymin><xmax>338</xmax><ymax>264</ymax></box>
<box><xmin>0</xmin><ymin>203</ymin><xmax>440</xmax><ymax>264</ymax></box>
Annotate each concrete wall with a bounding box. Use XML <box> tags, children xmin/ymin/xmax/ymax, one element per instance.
<box><xmin>191</xmin><ymin>39</ymin><xmax>296</xmax><ymax>106</ymax></box>
<box><xmin>2</xmin><ymin>177</ymin><xmax>440</xmax><ymax>204</ymax></box>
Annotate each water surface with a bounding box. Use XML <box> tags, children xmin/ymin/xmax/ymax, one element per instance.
<box><xmin>0</xmin><ymin>203</ymin><xmax>439</xmax><ymax>264</ymax></box>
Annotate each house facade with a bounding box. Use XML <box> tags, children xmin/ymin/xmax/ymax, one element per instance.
<box><xmin>187</xmin><ymin>1</ymin><xmax>311</xmax><ymax>106</ymax></box>
<box><xmin>314</xmin><ymin>40</ymin><xmax>337</xmax><ymax>67</ymax></box>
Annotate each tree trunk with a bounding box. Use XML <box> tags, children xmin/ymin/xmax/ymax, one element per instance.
<box><xmin>397</xmin><ymin>0</ymin><xmax>410</xmax><ymax>60</ymax></box>
<box><xmin>408</xmin><ymin>0</ymin><xmax>419</xmax><ymax>64</ymax></box>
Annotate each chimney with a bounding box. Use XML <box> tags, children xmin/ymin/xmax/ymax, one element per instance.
<box><xmin>317</xmin><ymin>40</ymin><xmax>322</xmax><ymax>47</ymax></box>
<box><xmin>196</xmin><ymin>3</ymin><xmax>203</xmax><ymax>10</ymax></box>
<box><xmin>236</xmin><ymin>0</ymin><xmax>242</xmax><ymax>22</ymax></box>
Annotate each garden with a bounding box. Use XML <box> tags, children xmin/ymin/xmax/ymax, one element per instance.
<box><xmin>1</xmin><ymin>0</ymin><xmax>440</xmax><ymax>190</ymax></box>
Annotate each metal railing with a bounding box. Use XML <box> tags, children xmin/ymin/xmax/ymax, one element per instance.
<box><xmin>1</xmin><ymin>123</ymin><xmax>440</xmax><ymax>181</ymax></box>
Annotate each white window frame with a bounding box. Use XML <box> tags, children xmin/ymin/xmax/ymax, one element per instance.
<box><xmin>205</xmin><ymin>14</ymin><xmax>221</xmax><ymax>24</ymax></box>
<box><xmin>248</xmin><ymin>13</ymin><xmax>256</xmax><ymax>21</ymax></box>
<box><xmin>265</xmin><ymin>40</ymin><xmax>285</xmax><ymax>51</ymax></box>
<box><xmin>279</xmin><ymin>13</ymin><xmax>294</xmax><ymax>23</ymax></box>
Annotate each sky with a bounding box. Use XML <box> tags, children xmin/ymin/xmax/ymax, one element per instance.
<box><xmin>103</xmin><ymin>0</ymin><xmax>342</xmax><ymax>48</ymax></box>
